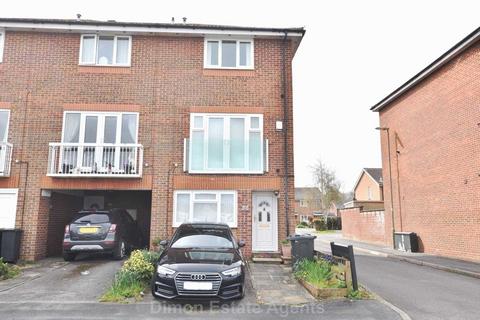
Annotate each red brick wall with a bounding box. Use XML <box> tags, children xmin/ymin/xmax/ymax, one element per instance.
<box><xmin>378</xmin><ymin>41</ymin><xmax>480</xmax><ymax>262</ymax></box>
<box><xmin>46</xmin><ymin>192</ymin><xmax>83</xmax><ymax>257</ymax></box>
<box><xmin>0</xmin><ymin>30</ymin><xmax>297</xmax><ymax>260</ymax></box>
<box><xmin>340</xmin><ymin>207</ymin><xmax>386</xmax><ymax>246</ymax></box>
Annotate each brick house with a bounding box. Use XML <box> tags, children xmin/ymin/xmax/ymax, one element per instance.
<box><xmin>344</xmin><ymin>168</ymin><xmax>384</xmax><ymax>210</ymax></box>
<box><xmin>294</xmin><ymin>187</ymin><xmax>322</xmax><ymax>223</ymax></box>
<box><xmin>0</xmin><ymin>18</ymin><xmax>304</xmax><ymax>261</ymax></box>
<box><xmin>371</xmin><ymin>26</ymin><xmax>480</xmax><ymax>262</ymax></box>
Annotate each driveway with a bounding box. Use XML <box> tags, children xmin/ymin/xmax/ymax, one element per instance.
<box><xmin>0</xmin><ymin>255</ymin><xmax>122</xmax><ymax>303</ymax></box>
<box><xmin>0</xmin><ymin>255</ymin><xmax>404</xmax><ymax>319</ymax></box>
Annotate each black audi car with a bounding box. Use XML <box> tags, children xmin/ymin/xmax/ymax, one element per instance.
<box><xmin>151</xmin><ymin>223</ymin><xmax>246</xmax><ymax>300</ymax></box>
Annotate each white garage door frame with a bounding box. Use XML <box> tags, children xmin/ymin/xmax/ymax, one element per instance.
<box><xmin>0</xmin><ymin>188</ymin><xmax>19</xmax><ymax>229</ymax></box>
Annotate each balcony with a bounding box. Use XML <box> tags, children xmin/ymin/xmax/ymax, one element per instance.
<box><xmin>0</xmin><ymin>142</ymin><xmax>13</xmax><ymax>177</ymax></box>
<box><xmin>183</xmin><ymin>138</ymin><xmax>269</xmax><ymax>174</ymax></box>
<box><xmin>47</xmin><ymin>143</ymin><xmax>143</xmax><ymax>178</ymax></box>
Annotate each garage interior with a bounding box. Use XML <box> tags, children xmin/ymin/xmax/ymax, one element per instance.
<box><xmin>44</xmin><ymin>190</ymin><xmax>152</xmax><ymax>257</ymax></box>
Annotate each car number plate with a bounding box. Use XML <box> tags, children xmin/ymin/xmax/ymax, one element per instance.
<box><xmin>183</xmin><ymin>281</ymin><xmax>213</xmax><ymax>290</ymax></box>
<box><xmin>78</xmin><ymin>227</ymin><xmax>98</xmax><ymax>234</ymax></box>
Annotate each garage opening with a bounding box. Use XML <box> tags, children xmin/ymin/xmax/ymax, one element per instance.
<box><xmin>45</xmin><ymin>190</ymin><xmax>151</xmax><ymax>257</ymax></box>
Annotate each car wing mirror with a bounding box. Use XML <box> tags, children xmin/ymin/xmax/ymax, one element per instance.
<box><xmin>159</xmin><ymin>239</ymin><xmax>169</xmax><ymax>247</ymax></box>
<box><xmin>238</xmin><ymin>240</ymin><xmax>246</xmax><ymax>248</ymax></box>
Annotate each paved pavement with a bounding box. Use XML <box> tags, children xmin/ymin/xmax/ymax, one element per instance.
<box><xmin>312</xmin><ymin>231</ymin><xmax>480</xmax><ymax>320</ymax></box>
<box><xmin>249</xmin><ymin>263</ymin><xmax>315</xmax><ymax>305</ymax></box>
<box><xmin>0</xmin><ymin>253</ymin><xmax>403</xmax><ymax>319</ymax></box>
<box><xmin>309</xmin><ymin>230</ymin><xmax>480</xmax><ymax>278</ymax></box>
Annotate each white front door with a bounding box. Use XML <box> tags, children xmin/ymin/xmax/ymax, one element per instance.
<box><xmin>252</xmin><ymin>192</ymin><xmax>278</xmax><ymax>252</ymax></box>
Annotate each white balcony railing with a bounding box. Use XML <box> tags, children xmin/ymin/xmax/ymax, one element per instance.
<box><xmin>48</xmin><ymin>143</ymin><xmax>143</xmax><ymax>178</ymax></box>
<box><xmin>0</xmin><ymin>142</ymin><xmax>13</xmax><ymax>177</ymax></box>
<box><xmin>183</xmin><ymin>138</ymin><xmax>269</xmax><ymax>174</ymax></box>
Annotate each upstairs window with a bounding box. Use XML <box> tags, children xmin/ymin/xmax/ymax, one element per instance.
<box><xmin>79</xmin><ymin>35</ymin><xmax>131</xmax><ymax>66</ymax></box>
<box><xmin>189</xmin><ymin>113</ymin><xmax>263</xmax><ymax>173</ymax></box>
<box><xmin>0</xmin><ymin>110</ymin><xmax>10</xmax><ymax>142</ymax></box>
<box><xmin>0</xmin><ymin>30</ymin><xmax>4</xmax><ymax>63</ymax></box>
<box><xmin>204</xmin><ymin>39</ymin><xmax>253</xmax><ymax>69</ymax></box>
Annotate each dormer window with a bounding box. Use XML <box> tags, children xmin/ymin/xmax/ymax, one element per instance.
<box><xmin>204</xmin><ymin>39</ymin><xmax>253</xmax><ymax>69</ymax></box>
<box><xmin>79</xmin><ymin>35</ymin><xmax>131</xmax><ymax>66</ymax></box>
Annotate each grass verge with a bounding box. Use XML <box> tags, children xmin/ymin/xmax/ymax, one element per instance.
<box><xmin>0</xmin><ymin>258</ymin><xmax>21</xmax><ymax>281</ymax></box>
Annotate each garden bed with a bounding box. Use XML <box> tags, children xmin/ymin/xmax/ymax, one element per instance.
<box><xmin>100</xmin><ymin>250</ymin><xmax>160</xmax><ymax>303</ymax></box>
<box><xmin>294</xmin><ymin>258</ymin><xmax>347</xmax><ymax>300</ymax></box>
<box><xmin>298</xmin><ymin>278</ymin><xmax>347</xmax><ymax>299</ymax></box>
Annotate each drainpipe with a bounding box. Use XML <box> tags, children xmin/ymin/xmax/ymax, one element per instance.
<box><xmin>18</xmin><ymin>89</ymin><xmax>32</xmax><ymax>230</ymax></box>
<box><xmin>281</xmin><ymin>32</ymin><xmax>291</xmax><ymax>237</ymax></box>
<box><xmin>394</xmin><ymin>133</ymin><xmax>403</xmax><ymax>231</ymax></box>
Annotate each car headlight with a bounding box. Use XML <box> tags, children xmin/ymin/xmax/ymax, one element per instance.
<box><xmin>157</xmin><ymin>265</ymin><xmax>175</xmax><ymax>277</ymax></box>
<box><xmin>222</xmin><ymin>266</ymin><xmax>242</xmax><ymax>277</ymax></box>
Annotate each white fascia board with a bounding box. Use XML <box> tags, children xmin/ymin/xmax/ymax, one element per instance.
<box><xmin>0</xmin><ymin>22</ymin><xmax>304</xmax><ymax>38</ymax></box>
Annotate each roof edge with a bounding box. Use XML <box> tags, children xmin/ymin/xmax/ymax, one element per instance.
<box><xmin>371</xmin><ymin>26</ymin><xmax>480</xmax><ymax>112</ymax></box>
<box><xmin>0</xmin><ymin>17</ymin><xmax>305</xmax><ymax>36</ymax></box>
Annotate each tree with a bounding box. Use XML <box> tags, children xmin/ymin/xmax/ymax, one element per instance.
<box><xmin>311</xmin><ymin>159</ymin><xmax>342</xmax><ymax>212</ymax></box>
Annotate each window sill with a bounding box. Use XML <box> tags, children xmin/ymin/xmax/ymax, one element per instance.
<box><xmin>202</xmin><ymin>68</ymin><xmax>256</xmax><ymax>77</ymax></box>
<box><xmin>172</xmin><ymin>223</ymin><xmax>237</xmax><ymax>228</ymax></box>
<box><xmin>78</xmin><ymin>65</ymin><xmax>132</xmax><ymax>74</ymax></box>
<box><xmin>187</xmin><ymin>170</ymin><xmax>265</xmax><ymax>175</ymax></box>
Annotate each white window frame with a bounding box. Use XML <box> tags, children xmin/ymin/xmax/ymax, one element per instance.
<box><xmin>0</xmin><ymin>29</ymin><xmax>5</xmax><ymax>63</ymax></box>
<box><xmin>0</xmin><ymin>109</ymin><xmax>10</xmax><ymax>142</ymax></box>
<box><xmin>79</xmin><ymin>34</ymin><xmax>132</xmax><ymax>67</ymax></box>
<box><xmin>173</xmin><ymin>190</ymin><xmax>238</xmax><ymax>228</ymax></box>
<box><xmin>203</xmin><ymin>38</ymin><xmax>254</xmax><ymax>70</ymax></box>
<box><xmin>62</xmin><ymin>111</ymin><xmax>139</xmax><ymax>145</ymax></box>
<box><xmin>189</xmin><ymin>113</ymin><xmax>264</xmax><ymax>174</ymax></box>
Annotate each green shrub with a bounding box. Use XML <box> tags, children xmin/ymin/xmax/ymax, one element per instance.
<box><xmin>326</xmin><ymin>217</ymin><xmax>342</xmax><ymax>230</ymax></box>
<box><xmin>139</xmin><ymin>250</ymin><xmax>161</xmax><ymax>266</ymax></box>
<box><xmin>313</xmin><ymin>219</ymin><xmax>327</xmax><ymax>231</ymax></box>
<box><xmin>0</xmin><ymin>258</ymin><xmax>20</xmax><ymax>281</ymax></box>
<box><xmin>122</xmin><ymin>250</ymin><xmax>155</xmax><ymax>282</ymax></box>
<box><xmin>101</xmin><ymin>250</ymin><xmax>159</xmax><ymax>302</ymax></box>
<box><xmin>296</xmin><ymin>221</ymin><xmax>309</xmax><ymax>228</ymax></box>
<box><xmin>294</xmin><ymin>258</ymin><xmax>345</xmax><ymax>289</ymax></box>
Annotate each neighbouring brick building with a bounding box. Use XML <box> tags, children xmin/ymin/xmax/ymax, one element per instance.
<box><xmin>344</xmin><ymin>168</ymin><xmax>384</xmax><ymax>211</ymax></box>
<box><xmin>294</xmin><ymin>187</ymin><xmax>322</xmax><ymax>223</ymax></box>
<box><xmin>371</xmin><ymin>26</ymin><xmax>480</xmax><ymax>262</ymax></box>
<box><xmin>0</xmin><ymin>18</ymin><xmax>304</xmax><ymax>261</ymax></box>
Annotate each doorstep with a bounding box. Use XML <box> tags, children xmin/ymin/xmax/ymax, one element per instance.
<box><xmin>252</xmin><ymin>252</ymin><xmax>282</xmax><ymax>264</ymax></box>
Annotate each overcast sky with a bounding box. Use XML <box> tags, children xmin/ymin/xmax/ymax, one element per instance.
<box><xmin>3</xmin><ymin>0</ymin><xmax>479</xmax><ymax>190</ymax></box>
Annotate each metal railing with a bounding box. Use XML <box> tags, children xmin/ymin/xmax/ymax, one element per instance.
<box><xmin>47</xmin><ymin>142</ymin><xmax>143</xmax><ymax>178</ymax></box>
<box><xmin>0</xmin><ymin>142</ymin><xmax>13</xmax><ymax>177</ymax></box>
<box><xmin>183</xmin><ymin>138</ymin><xmax>269</xmax><ymax>173</ymax></box>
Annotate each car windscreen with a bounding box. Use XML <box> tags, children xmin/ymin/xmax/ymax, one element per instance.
<box><xmin>72</xmin><ymin>213</ymin><xmax>111</xmax><ymax>224</ymax></box>
<box><xmin>171</xmin><ymin>227</ymin><xmax>233</xmax><ymax>249</ymax></box>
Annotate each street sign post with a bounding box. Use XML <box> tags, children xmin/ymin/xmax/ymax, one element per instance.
<box><xmin>330</xmin><ymin>242</ymin><xmax>358</xmax><ymax>291</ymax></box>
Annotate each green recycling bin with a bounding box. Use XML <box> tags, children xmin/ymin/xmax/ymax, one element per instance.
<box><xmin>288</xmin><ymin>234</ymin><xmax>317</xmax><ymax>265</ymax></box>
<box><xmin>0</xmin><ymin>229</ymin><xmax>22</xmax><ymax>263</ymax></box>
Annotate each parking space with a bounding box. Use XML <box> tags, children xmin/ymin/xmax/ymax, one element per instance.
<box><xmin>45</xmin><ymin>190</ymin><xmax>151</xmax><ymax>257</ymax></box>
<box><xmin>0</xmin><ymin>255</ymin><xmax>122</xmax><ymax>302</ymax></box>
